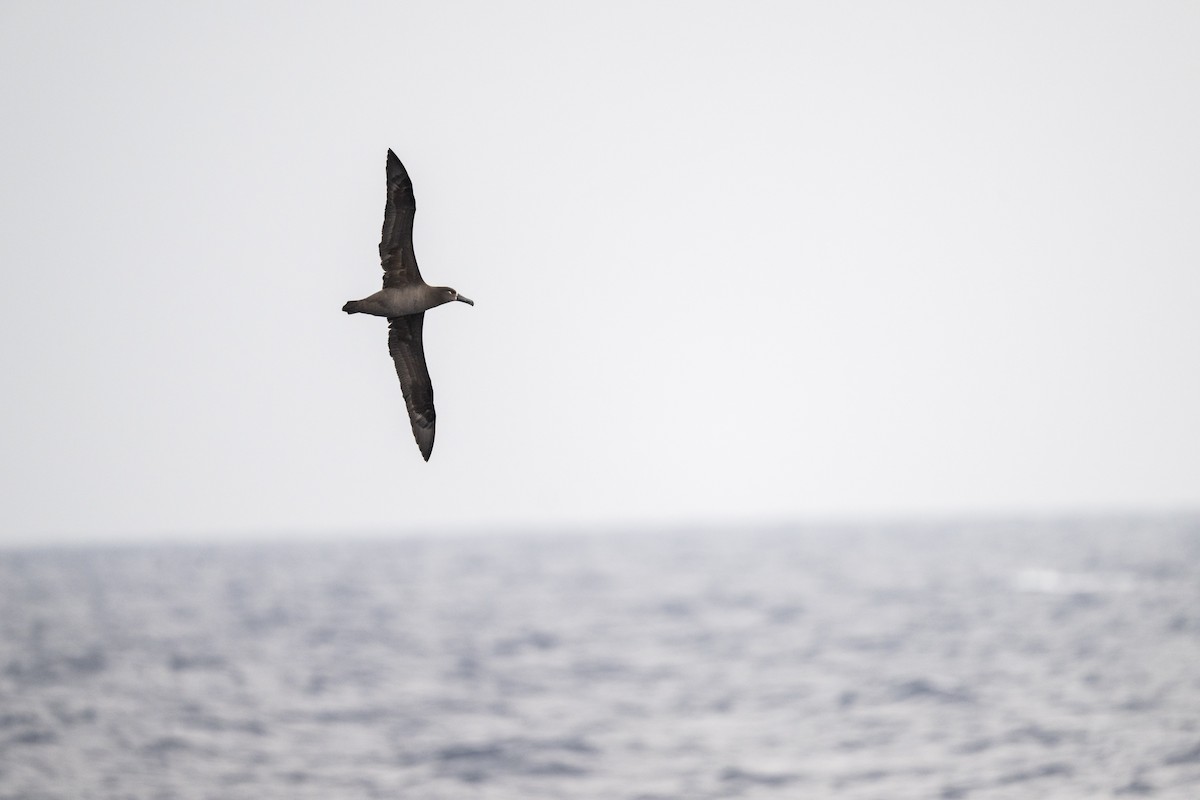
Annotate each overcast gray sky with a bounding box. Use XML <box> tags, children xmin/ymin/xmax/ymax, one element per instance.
<box><xmin>2</xmin><ymin>2</ymin><xmax>1198</xmax><ymax>545</ymax></box>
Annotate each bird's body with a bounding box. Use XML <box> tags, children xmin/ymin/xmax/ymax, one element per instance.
<box><xmin>343</xmin><ymin>285</ymin><xmax>460</xmax><ymax>318</ymax></box>
<box><xmin>343</xmin><ymin>150</ymin><xmax>473</xmax><ymax>461</ymax></box>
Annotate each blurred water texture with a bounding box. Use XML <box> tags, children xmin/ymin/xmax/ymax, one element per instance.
<box><xmin>2</xmin><ymin>517</ymin><xmax>1199</xmax><ymax>799</ymax></box>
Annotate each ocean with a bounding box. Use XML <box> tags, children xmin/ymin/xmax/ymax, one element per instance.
<box><xmin>2</xmin><ymin>518</ymin><xmax>1199</xmax><ymax>799</ymax></box>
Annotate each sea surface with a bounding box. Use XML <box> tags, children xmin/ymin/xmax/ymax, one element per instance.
<box><xmin>2</xmin><ymin>518</ymin><xmax>1200</xmax><ymax>799</ymax></box>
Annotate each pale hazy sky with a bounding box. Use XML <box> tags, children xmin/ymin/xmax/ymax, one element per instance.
<box><xmin>2</xmin><ymin>2</ymin><xmax>1198</xmax><ymax>545</ymax></box>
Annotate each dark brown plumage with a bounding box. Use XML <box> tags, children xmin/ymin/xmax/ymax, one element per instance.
<box><xmin>380</xmin><ymin>151</ymin><xmax>421</xmax><ymax>289</ymax></box>
<box><xmin>343</xmin><ymin>150</ymin><xmax>473</xmax><ymax>461</ymax></box>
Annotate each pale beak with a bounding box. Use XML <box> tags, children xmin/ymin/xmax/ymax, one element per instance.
<box><xmin>456</xmin><ymin>294</ymin><xmax>474</xmax><ymax>306</ymax></box>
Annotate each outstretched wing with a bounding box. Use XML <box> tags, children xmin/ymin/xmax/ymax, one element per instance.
<box><xmin>388</xmin><ymin>313</ymin><xmax>435</xmax><ymax>460</ymax></box>
<box><xmin>380</xmin><ymin>150</ymin><xmax>423</xmax><ymax>289</ymax></box>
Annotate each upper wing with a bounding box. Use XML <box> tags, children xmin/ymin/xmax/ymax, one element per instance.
<box><xmin>380</xmin><ymin>150</ymin><xmax>423</xmax><ymax>288</ymax></box>
<box><xmin>388</xmin><ymin>313</ymin><xmax>436</xmax><ymax>461</ymax></box>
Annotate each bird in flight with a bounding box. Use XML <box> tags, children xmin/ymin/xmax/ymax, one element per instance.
<box><xmin>343</xmin><ymin>150</ymin><xmax>473</xmax><ymax>461</ymax></box>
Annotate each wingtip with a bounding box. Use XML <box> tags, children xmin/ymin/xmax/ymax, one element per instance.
<box><xmin>385</xmin><ymin>149</ymin><xmax>410</xmax><ymax>184</ymax></box>
<box><xmin>415</xmin><ymin>425</ymin><xmax>435</xmax><ymax>462</ymax></box>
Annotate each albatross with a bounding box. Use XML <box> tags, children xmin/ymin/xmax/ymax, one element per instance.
<box><xmin>343</xmin><ymin>150</ymin><xmax>473</xmax><ymax>461</ymax></box>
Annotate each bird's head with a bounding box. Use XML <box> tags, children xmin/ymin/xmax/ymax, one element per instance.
<box><xmin>439</xmin><ymin>287</ymin><xmax>474</xmax><ymax>306</ymax></box>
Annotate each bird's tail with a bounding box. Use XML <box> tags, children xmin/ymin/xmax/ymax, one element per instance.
<box><xmin>342</xmin><ymin>301</ymin><xmax>362</xmax><ymax>314</ymax></box>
